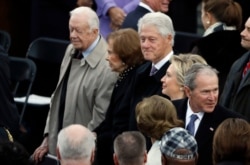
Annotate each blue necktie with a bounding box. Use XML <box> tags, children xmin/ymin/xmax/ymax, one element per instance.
<box><xmin>186</xmin><ymin>114</ymin><xmax>198</xmax><ymax>136</ymax></box>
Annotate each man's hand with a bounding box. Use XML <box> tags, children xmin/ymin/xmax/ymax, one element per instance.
<box><xmin>32</xmin><ymin>137</ymin><xmax>49</xmax><ymax>164</ymax></box>
<box><xmin>108</xmin><ymin>7</ymin><xmax>126</xmax><ymax>27</ymax></box>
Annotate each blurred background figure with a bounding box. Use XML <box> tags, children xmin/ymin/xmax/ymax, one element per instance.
<box><xmin>76</xmin><ymin>0</ymin><xmax>97</xmax><ymax>10</ymax></box>
<box><xmin>76</xmin><ymin>0</ymin><xmax>93</xmax><ymax>8</ymax></box>
<box><xmin>213</xmin><ymin>118</ymin><xmax>250</xmax><ymax>165</ymax></box>
<box><xmin>160</xmin><ymin>127</ymin><xmax>198</xmax><ymax>165</ymax></box>
<box><xmin>93</xmin><ymin>28</ymin><xmax>145</xmax><ymax>165</ymax></box>
<box><xmin>220</xmin><ymin>17</ymin><xmax>250</xmax><ymax>122</ymax></box>
<box><xmin>121</xmin><ymin>0</ymin><xmax>172</xmax><ymax>31</ymax></box>
<box><xmin>113</xmin><ymin>131</ymin><xmax>147</xmax><ymax>165</ymax></box>
<box><xmin>95</xmin><ymin>0</ymin><xmax>139</xmax><ymax>38</ymax></box>
<box><xmin>191</xmin><ymin>0</ymin><xmax>247</xmax><ymax>94</ymax></box>
<box><xmin>168</xmin><ymin>0</ymin><xmax>201</xmax><ymax>33</ymax></box>
<box><xmin>136</xmin><ymin>95</ymin><xmax>183</xmax><ymax>165</ymax></box>
<box><xmin>161</xmin><ymin>54</ymin><xmax>207</xmax><ymax>100</ymax></box>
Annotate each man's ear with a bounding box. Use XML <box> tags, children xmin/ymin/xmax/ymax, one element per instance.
<box><xmin>184</xmin><ymin>86</ymin><xmax>191</xmax><ymax>98</ymax></box>
<box><xmin>56</xmin><ymin>147</ymin><xmax>61</xmax><ymax>160</ymax></box>
<box><xmin>92</xmin><ymin>28</ymin><xmax>99</xmax><ymax>36</ymax></box>
<box><xmin>143</xmin><ymin>150</ymin><xmax>147</xmax><ymax>163</ymax></box>
<box><xmin>113</xmin><ymin>153</ymin><xmax>119</xmax><ymax>165</ymax></box>
<box><xmin>90</xmin><ymin>148</ymin><xmax>95</xmax><ymax>164</ymax></box>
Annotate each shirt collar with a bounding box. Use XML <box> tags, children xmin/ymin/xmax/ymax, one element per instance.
<box><xmin>186</xmin><ymin>99</ymin><xmax>204</xmax><ymax>123</ymax></box>
<box><xmin>81</xmin><ymin>35</ymin><xmax>100</xmax><ymax>58</ymax></box>
<box><xmin>203</xmin><ymin>22</ymin><xmax>236</xmax><ymax>37</ymax></box>
<box><xmin>153</xmin><ymin>51</ymin><xmax>174</xmax><ymax>70</ymax></box>
<box><xmin>139</xmin><ymin>2</ymin><xmax>154</xmax><ymax>12</ymax></box>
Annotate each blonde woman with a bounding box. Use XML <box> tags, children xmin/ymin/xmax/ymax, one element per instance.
<box><xmin>161</xmin><ymin>54</ymin><xmax>207</xmax><ymax>100</ymax></box>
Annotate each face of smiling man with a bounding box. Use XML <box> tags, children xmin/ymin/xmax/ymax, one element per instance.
<box><xmin>139</xmin><ymin>25</ymin><xmax>172</xmax><ymax>64</ymax></box>
<box><xmin>240</xmin><ymin>17</ymin><xmax>250</xmax><ymax>50</ymax></box>
<box><xmin>185</xmin><ymin>72</ymin><xmax>219</xmax><ymax>113</ymax></box>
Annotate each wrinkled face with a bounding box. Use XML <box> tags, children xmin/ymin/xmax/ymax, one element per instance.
<box><xmin>69</xmin><ymin>14</ymin><xmax>97</xmax><ymax>51</ymax></box>
<box><xmin>161</xmin><ymin>64</ymin><xmax>182</xmax><ymax>99</ymax></box>
<box><xmin>185</xmin><ymin>74</ymin><xmax>219</xmax><ymax>113</ymax></box>
<box><xmin>148</xmin><ymin>0</ymin><xmax>172</xmax><ymax>13</ymax></box>
<box><xmin>240</xmin><ymin>18</ymin><xmax>250</xmax><ymax>50</ymax></box>
<box><xmin>106</xmin><ymin>39</ymin><xmax>124</xmax><ymax>73</ymax></box>
<box><xmin>139</xmin><ymin>25</ymin><xmax>172</xmax><ymax>64</ymax></box>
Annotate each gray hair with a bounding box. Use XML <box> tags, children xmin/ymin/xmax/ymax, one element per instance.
<box><xmin>70</xmin><ymin>6</ymin><xmax>99</xmax><ymax>30</ymax></box>
<box><xmin>57</xmin><ymin>124</ymin><xmax>95</xmax><ymax>161</ymax></box>
<box><xmin>184</xmin><ymin>63</ymin><xmax>219</xmax><ymax>90</ymax></box>
<box><xmin>137</xmin><ymin>12</ymin><xmax>175</xmax><ymax>45</ymax></box>
<box><xmin>114</xmin><ymin>131</ymin><xmax>146</xmax><ymax>165</ymax></box>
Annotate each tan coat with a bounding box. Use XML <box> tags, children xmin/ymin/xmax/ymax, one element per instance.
<box><xmin>44</xmin><ymin>37</ymin><xmax>117</xmax><ymax>154</ymax></box>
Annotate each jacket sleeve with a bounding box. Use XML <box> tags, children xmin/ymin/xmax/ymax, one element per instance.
<box><xmin>87</xmin><ymin>66</ymin><xmax>117</xmax><ymax>130</ymax></box>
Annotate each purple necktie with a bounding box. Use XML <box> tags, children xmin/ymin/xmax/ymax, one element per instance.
<box><xmin>150</xmin><ymin>65</ymin><xmax>158</xmax><ymax>76</ymax></box>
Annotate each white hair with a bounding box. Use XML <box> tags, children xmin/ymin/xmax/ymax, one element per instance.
<box><xmin>70</xmin><ymin>6</ymin><xmax>99</xmax><ymax>30</ymax></box>
<box><xmin>57</xmin><ymin>124</ymin><xmax>95</xmax><ymax>161</ymax></box>
<box><xmin>138</xmin><ymin>12</ymin><xmax>175</xmax><ymax>45</ymax></box>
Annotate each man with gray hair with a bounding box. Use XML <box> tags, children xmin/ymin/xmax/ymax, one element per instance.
<box><xmin>32</xmin><ymin>6</ymin><xmax>117</xmax><ymax>162</ymax></box>
<box><xmin>113</xmin><ymin>131</ymin><xmax>147</xmax><ymax>165</ymax></box>
<box><xmin>172</xmin><ymin>63</ymin><xmax>244</xmax><ymax>165</ymax></box>
<box><xmin>129</xmin><ymin>12</ymin><xmax>175</xmax><ymax>133</ymax></box>
<box><xmin>56</xmin><ymin>124</ymin><xmax>96</xmax><ymax>165</ymax></box>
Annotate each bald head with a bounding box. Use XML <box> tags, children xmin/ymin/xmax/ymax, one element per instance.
<box><xmin>57</xmin><ymin>124</ymin><xmax>95</xmax><ymax>163</ymax></box>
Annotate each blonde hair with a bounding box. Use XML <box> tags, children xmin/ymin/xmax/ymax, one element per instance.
<box><xmin>170</xmin><ymin>54</ymin><xmax>207</xmax><ymax>87</ymax></box>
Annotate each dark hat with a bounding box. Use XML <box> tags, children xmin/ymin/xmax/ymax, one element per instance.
<box><xmin>160</xmin><ymin>127</ymin><xmax>198</xmax><ymax>160</ymax></box>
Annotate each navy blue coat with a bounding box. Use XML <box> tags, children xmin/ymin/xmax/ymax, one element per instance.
<box><xmin>121</xmin><ymin>5</ymin><xmax>151</xmax><ymax>31</ymax></box>
<box><xmin>172</xmin><ymin>98</ymin><xmax>244</xmax><ymax>165</ymax></box>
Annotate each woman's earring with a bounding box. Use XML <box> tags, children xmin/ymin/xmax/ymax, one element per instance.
<box><xmin>206</xmin><ymin>20</ymin><xmax>210</xmax><ymax>25</ymax></box>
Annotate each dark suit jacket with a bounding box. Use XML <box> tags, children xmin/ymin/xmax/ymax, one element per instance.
<box><xmin>121</xmin><ymin>5</ymin><xmax>151</xmax><ymax>31</ymax></box>
<box><xmin>172</xmin><ymin>98</ymin><xmax>244</xmax><ymax>165</ymax></box>
<box><xmin>220</xmin><ymin>51</ymin><xmax>250</xmax><ymax>121</ymax></box>
<box><xmin>129</xmin><ymin>61</ymin><xmax>171</xmax><ymax>131</ymax></box>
